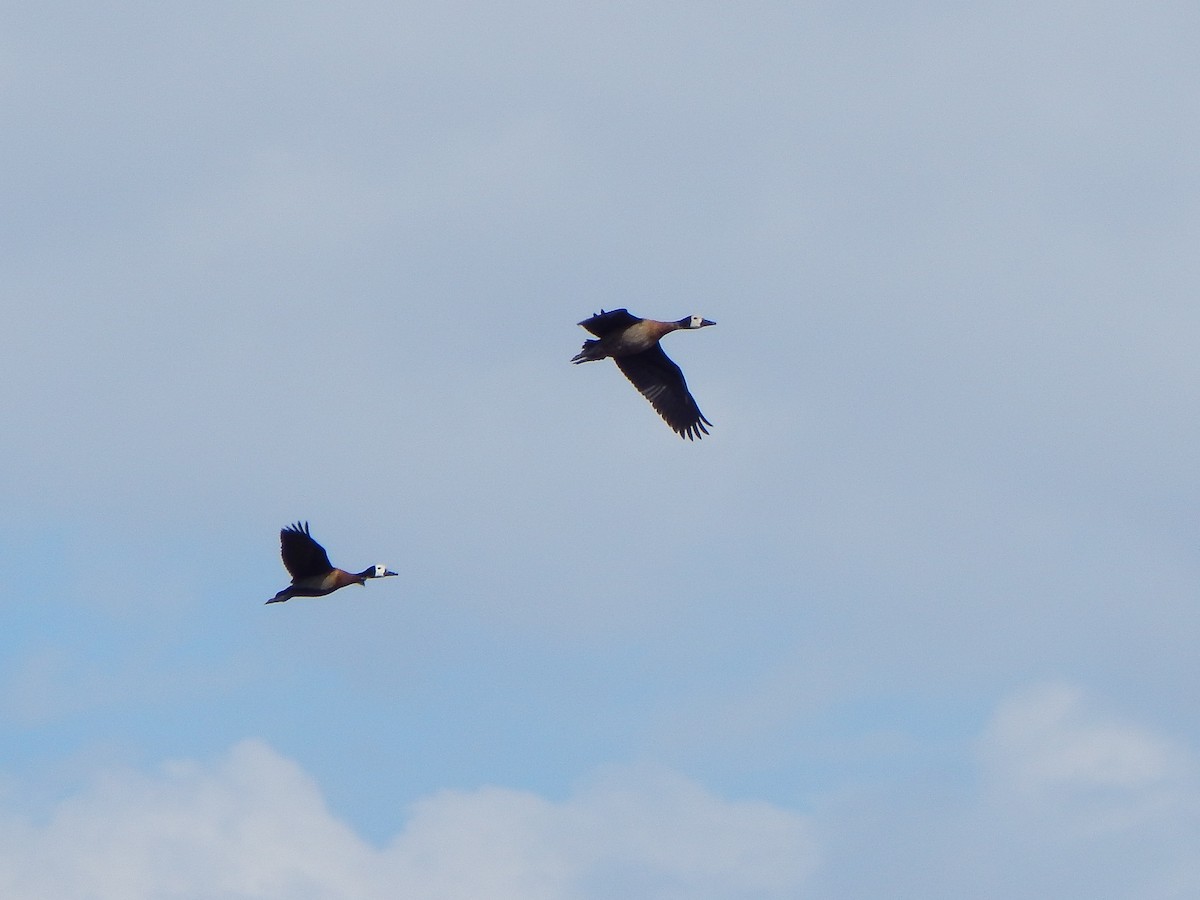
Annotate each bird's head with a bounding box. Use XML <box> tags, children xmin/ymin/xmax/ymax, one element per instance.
<box><xmin>679</xmin><ymin>315</ymin><xmax>716</xmax><ymax>329</ymax></box>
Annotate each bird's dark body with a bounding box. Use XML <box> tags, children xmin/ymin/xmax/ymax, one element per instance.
<box><xmin>267</xmin><ymin>522</ymin><xmax>396</xmax><ymax>604</ymax></box>
<box><xmin>572</xmin><ymin>309</ymin><xmax>715</xmax><ymax>440</ymax></box>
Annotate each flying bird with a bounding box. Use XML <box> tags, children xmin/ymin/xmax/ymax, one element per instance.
<box><xmin>267</xmin><ymin>522</ymin><xmax>397</xmax><ymax>604</ymax></box>
<box><xmin>572</xmin><ymin>308</ymin><xmax>715</xmax><ymax>439</ymax></box>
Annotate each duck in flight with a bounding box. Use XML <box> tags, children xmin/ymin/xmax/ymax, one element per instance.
<box><xmin>267</xmin><ymin>522</ymin><xmax>397</xmax><ymax>604</ymax></box>
<box><xmin>572</xmin><ymin>309</ymin><xmax>715</xmax><ymax>439</ymax></box>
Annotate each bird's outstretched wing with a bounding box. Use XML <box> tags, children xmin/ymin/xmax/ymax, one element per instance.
<box><xmin>614</xmin><ymin>345</ymin><xmax>712</xmax><ymax>440</ymax></box>
<box><xmin>579</xmin><ymin>308</ymin><xmax>641</xmax><ymax>337</ymax></box>
<box><xmin>280</xmin><ymin>522</ymin><xmax>333</xmax><ymax>579</ymax></box>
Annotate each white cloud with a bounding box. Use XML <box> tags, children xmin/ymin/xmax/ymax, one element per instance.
<box><xmin>0</xmin><ymin>741</ymin><xmax>816</xmax><ymax>900</ymax></box>
<box><xmin>807</xmin><ymin>683</ymin><xmax>1200</xmax><ymax>899</ymax></box>
<box><xmin>9</xmin><ymin>686</ymin><xmax>1200</xmax><ymax>900</ymax></box>
<box><xmin>978</xmin><ymin>682</ymin><xmax>1191</xmax><ymax>836</ymax></box>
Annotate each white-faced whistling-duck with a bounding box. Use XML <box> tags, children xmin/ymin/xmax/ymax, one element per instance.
<box><xmin>572</xmin><ymin>309</ymin><xmax>716</xmax><ymax>440</ymax></box>
<box><xmin>266</xmin><ymin>522</ymin><xmax>397</xmax><ymax>604</ymax></box>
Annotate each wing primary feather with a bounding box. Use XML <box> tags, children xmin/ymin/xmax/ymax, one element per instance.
<box><xmin>280</xmin><ymin>521</ymin><xmax>334</xmax><ymax>579</ymax></box>
<box><xmin>613</xmin><ymin>345</ymin><xmax>711</xmax><ymax>439</ymax></box>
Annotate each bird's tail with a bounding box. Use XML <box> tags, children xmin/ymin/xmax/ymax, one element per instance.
<box><xmin>571</xmin><ymin>340</ymin><xmax>605</xmax><ymax>364</ymax></box>
<box><xmin>266</xmin><ymin>589</ymin><xmax>292</xmax><ymax>604</ymax></box>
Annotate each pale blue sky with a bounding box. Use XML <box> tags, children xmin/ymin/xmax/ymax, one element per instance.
<box><xmin>3</xmin><ymin>1</ymin><xmax>1200</xmax><ymax>896</ymax></box>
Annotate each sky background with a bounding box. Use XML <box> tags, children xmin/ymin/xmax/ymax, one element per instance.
<box><xmin>3</xmin><ymin>1</ymin><xmax>1200</xmax><ymax>897</ymax></box>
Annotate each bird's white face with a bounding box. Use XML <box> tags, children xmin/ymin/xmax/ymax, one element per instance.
<box><xmin>688</xmin><ymin>315</ymin><xmax>707</xmax><ymax>328</ymax></box>
<box><xmin>372</xmin><ymin>564</ymin><xmax>390</xmax><ymax>578</ymax></box>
